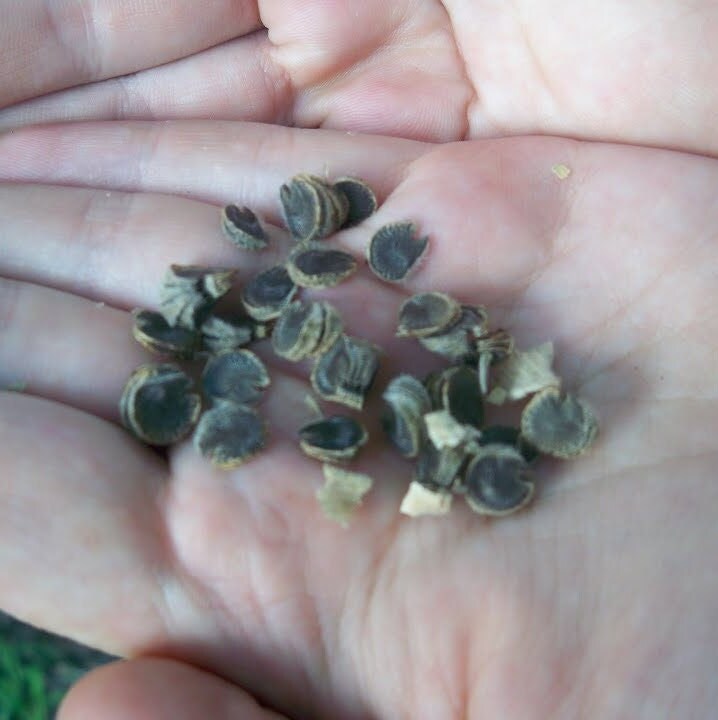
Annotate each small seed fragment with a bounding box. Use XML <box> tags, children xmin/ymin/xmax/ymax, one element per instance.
<box><xmin>132</xmin><ymin>309</ymin><xmax>200</xmax><ymax>359</ymax></box>
<box><xmin>200</xmin><ymin>313</ymin><xmax>257</xmax><ymax>354</ymax></box>
<box><xmin>221</xmin><ymin>205</ymin><xmax>268</xmax><ymax>250</ymax></box>
<box><xmin>159</xmin><ymin>265</ymin><xmax>235</xmax><ymax>329</ymax></box>
<box><xmin>486</xmin><ymin>342</ymin><xmax>560</xmax><ymax>404</ymax></box>
<box><xmin>461</xmin><ymin>445</ymin><xmax>534</xmax><ymax>516</ymax></box>
<box><xmin>201</xmin><ymin>349</ymin><xmax>270</xmax><ymax>406</ymax></box>
<box><xmin>520</xmin><ymin>387</ymin><xmax>598</xmax><ymax>458</ymax></box>
<box><xmin>419</xmin><ymin>305</ymin><xmax>488</xmax><ymax>360</ymax></box>
<box><xmin>424</xmin><ymin>410</ymin><xmax>475</xmax><ymax>450</ymax></box>
<box><xmin>299</xmin><ymin>415</ymin><xmax>368</xmax><ymax>462</ymax></box>
<box><xmin>317</xmin><ymin>464</ymin><xmax>373</xmax><ymax>527</ymax></box>
<box><xmin>241</xmin><ymin>265</ymin><xmax>298</xmax><ymax>321</ymax></box>
<box><xmin>367</xmin><ymin>222</ymin><xmax>428</xmax><ymax>282</ymax></box>
<box><xmin>333</xmin><ymin>177</ymin><xmax>377</xmax><ymax>227</ymax></box>
<box><xmin>311</xmin><ymin>335</ymin><xmax>381</xmax><ymax>410</ymax></box>
<box><xmin>193</xmin><ymin>403</ymin><xmax>266</xmax><ymax>468</ymax></box>
<box><xmin>382</xmin><ymin>374</ymin><xmax>431</xmax><ymax>458</ymax></box>
<box><xmin>396</xmin><ymin>292</ymin><xmax>461</xmax><ymax>338</ymax></box>
<box><xmin>120</xmin><ymin>363</ymin><xmax>201</xmax><ymax>445</ymax></box>
<box><xmin>400</xmin><ymin>481</ymin><xmax>453</xmax><ymax>517</ymax></box>
<box><xmin>287</xmin><ymin>245</ymin><xmax>357</xmax><ymax>289</ymax></box>
<box><xmin>272</xmin><ymin>300</ymin><xmax>343</xmax><ymax>362</ymax></box>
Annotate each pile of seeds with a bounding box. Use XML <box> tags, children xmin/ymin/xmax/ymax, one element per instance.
<box><xmin>120</xmin><ymin>172</ymin><xmax>597</xmax><ymax>526</ymax></box>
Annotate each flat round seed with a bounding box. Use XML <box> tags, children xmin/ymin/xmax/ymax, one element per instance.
<box><xmin>381</xmin><ymin>374</ymin><xmax>431</xmax><ymax>458</ymax></box>
<box><xmin>442</xmin><ymin>365</ymin><xmax>484</xmax><ymax>428</ymax></box>
<box><xmin>193</xmin><ymin>403</ymin><xmax>266</xmax><ymax>468</ymax></box>
<box><xmin>299</xmin><ymin>415</ymin><xmax>368</xmax><ymax>462</ymax></box>
<box><xmin>287</xmin><ymin>246</ymin><xmax>358</xmax><ymax>289</ymax></box>
<box><xmin>280</xmin><ymin>175</ymin><xmax>323</xmax><ymax>242</ymax></box>
<box><xmin>200</xmin><ymin>313</ymin><xmax>255</xmax><ymax>354</ymax></box>
<box><xmin>419</xmin><ymin>305</ymin><xmax>488</xmax><ymax>360</ymax></box>
<box><xmin>520</xmin><ymin>387</ymin><xmax>598</xmax><ymax>458</ymax></box>
<box><xmin>221</xmin><ymin>204</ymin><xmax>268</xmax><ymax>250</ymax></box>
<box><xmin>367</xmin><ymin>222</ymin><xmax>429</xmax><ymax>282</ymax></box>
<box><xmin>241</xmin><ymin>265</ymin><xmax>298</xmax><ymax>321</ymax></box>
<box><xmin>159</xmin><ymin>265</ymin><xmax>235</xmax><ymax>329</ymax></box>
<box><xmin>479</xmin><ymin>425</ymin><xmax>540</xmax><ymax>464</ymax></box>
<box><xmin>462</xmin><ymin>445</ymin><xmax>534</xmax><ymax>516</ymax></box>
<box><xmin>333</xmin><ymin>177</ymin><xmax>378</xmax><ymax>228</ymax></box>
<box><xmin>396</xmin><ymin>292</ymin><xmax>461</xmax><ymax>338</ymax></box>
<box><xmin>201</xmin><ymin>349</ymin><xmax>270</xmax><ymax>406</ymax></box>
<box><xmin>120</xmin><ymin>363</ymin><xmax>201</xmax><ymax>445</ymax></box>
<box><xmin>132</xmin><ymin>309</ymin><xmax>200</xmax><ymax>359</ymax></box>
<box><xmin>311</xmin><ymin>335</ymin><xmax>381</xmax><ymax>410</ymax></box>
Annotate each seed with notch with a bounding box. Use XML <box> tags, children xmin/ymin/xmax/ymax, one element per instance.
<box><xmin>159</xmin><ymin>265</ymin><xmax>235</xmax><ymax>329</ymax></box>
<box><xmin>272</xmin><ymin>300</ymin><xmax>343</xmax><ymax>362</ymax></box>
<box><xmin>132</xmin><ymin>309</ymin><xmax>200</xmax><ymax>359</ymax></box>
<box><xmin>200</xmin><ymin>313</ymin><xmax>257</xmax><ymax>354</ymax></box>
<box><xmin>461</xmin><ymin>444</ymin><xmax>534</xmax><ymax>516</ymax></box>
<box><xmin>368</xmin><ymin>222</ymin><xmax>429</xmax><ymax>282</ymax></box>
<box><xmin>333</xmin><ymin>177</ymin><xmax>377</xmax><ymax>228</ymax></box>
<box><xmin>311</xmin><ymin>335</ymin><xmax>381</xmax><ymax>410</ymax></box>
<box><xmin>193</xmin><ymin>403</ymin><xmax>266</xmax><ymax>468</ymax></box>
<box><xmin>418</xmin><ymin>305</ymin><xmax>488</xmax><ymax>360</ymax></box>
<box><xmin>397</xmin><ymin>292</ymin><xmax>461</xmax><ymax>338</ymax></box>
<box><xmin>120</xmin><ymin>363</ymin><xmax>201</xmax><ymax>445</ymax></box>
<box><xmin>201</xmin><ymin>349</ymin><xmax>270</xmax><ymax>406</ymax></box>
<box><xmin>520</xmin><ymin>387</ymin><xmax>598</xmax><ymax>459</ymax></box>
<box><xmin>299</xmin><ymin>415</ymin><xmax>368</xmax><ymax>462</ymax></box>
<box><xmin>287</xmin><ymin>245</ymin><xmax>357</xmax><ymax>289</ymax></box>
<box><xmin>317</xmin><ymin>464</ymin><xmax>373</xmax><ymax>527</ymax></box>
<box><xmin>381</xmin><ymin>374</ymin><xmax>431</xmax><ymax>458</ymax></box>
<box><xmin>240</xmin><ymin>265</ymin><xmax>298</xmax><ymax>321</ymax></box>
<box><xmin>221</xmin><ymin>204</ymin><xmax>268</xmax><ymax>250</ymax></box>
<box><xmin>280</xmin><ymin>174</ymin><xmax>348</xmax><ymax>242</ymax></box>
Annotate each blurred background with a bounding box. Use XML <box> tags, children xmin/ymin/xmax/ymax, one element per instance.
<box><xmin>0</xmin><ymin>612</ymin><xmax>113</xmax><ymax>720</ymax></box>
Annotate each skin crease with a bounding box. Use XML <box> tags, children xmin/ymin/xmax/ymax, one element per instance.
<box><xmin>0</xmin><ymin>2</ymin><xmax>716</xmax><ymax>719</ymax></box>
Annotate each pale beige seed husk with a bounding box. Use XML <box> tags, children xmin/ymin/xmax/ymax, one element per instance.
<box><xmin>400</xmin><ymin>481</ymin><xmax>453</xmax><ymax>518</ymax></box>
<box><xmin>487</xmin><ymin>341</ymin><xmax>560</xmax><ymax>404</ymax></box>
<box><xmin>317</xmin><ymin>464</ymin><xmax>374</xmax><ymax>528</ymax></box>
<box><xmin>424</xmin><ymin>410</ymin><xmax>476</xmax><ymax>450</ymax></box>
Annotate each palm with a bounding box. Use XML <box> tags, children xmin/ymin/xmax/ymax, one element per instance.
<box><xmin>2</xmin><ymin>0</ymin><xmax>718</xmax><ymax>153</ymax></box>
<box><xmin>1</xmin><ymin>122</ymin><xmax>716</xmax><ymax>719</ymax></box>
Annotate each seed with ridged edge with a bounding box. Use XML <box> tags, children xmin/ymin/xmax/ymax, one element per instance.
<box><xmin>368</xmin><ymin>222</ymin><xmax>428</xmax><ymax>282</ymax></box>
<box><xmin>120</xmin><ymin>363</ymin><xmax>201</xmax><ymax>445</ymax></box>
<box><xmin>221</xmin><ymin>205</ymin><xmax>268</xmax><ymax>250</ymax></box>
<box><xmin>201</xmin><ymin>349</ymin><xmax>269</xmax><ymax>406</ymax></box>
<box><xmin>132</xmin><ymin>309</ymin><xmax>200</xmax><ymax>359</ymax></box>
<box><xmin>381</xmin><ymin>374</ymin><xmax>431</xmax><ymax>458</ymax></box>
<box><xmin>418</xmin><ymin>305</ymin><xmax>488</xmax><ymax>360</ymax></box>
<box><xmin>397</xmin><ymin>292</ymin><xmax>461</xmax><ymax>338</ymax></box>
<box><xmin>193</xmin><ymin>403</ymin><xmax>266</xmax><ymax>468</ymax></box>
<box><xmin>240</xmin><ymin>265</ymin><xmax>298</xmax><ymax>321</ymax></box>
<box><xmin>280</xmin><ymin>174</ymin><xmax>348</xmax><ymax>242</ymax></box>
<box><xmin>287</xmin><ymin>245</ymin><xmax>357</xmax><ymax>289</ymax></box>
<box><xmin>200</xmin><ymin>313</ymin><xmax>257</xmax><ymax>354</ymax></box>
<box><xmin>272</xmin><ymin>300</ymin><xmax>343</xmax><ymax>362</ymax></box>
<box><xmin>299</xmin><ymin>415</ymin><xmax>368</xmax><ymax>462</ymax></box>
<box><xmin>333</xmin><ymin>177</ymin><xmax>377</xmax><ymax>228</ymax></box>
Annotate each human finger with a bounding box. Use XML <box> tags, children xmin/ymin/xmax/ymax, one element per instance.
<box><xmin>58</xmin><ymin>658</ymin><xmax>289</xmax><ymax>720</ymax></box>
<box><xmin>0</xmin><ymin>0</ymin><xmax>261</xmax><ymax>109</ymax></box>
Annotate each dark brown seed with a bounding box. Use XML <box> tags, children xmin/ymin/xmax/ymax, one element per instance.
<box><xmin>200</xmin><ymin>313</ymin><xmax>256</xmax><ymax>354</ymax></box>
<box><xmin>287</xmin><ymin>246</ymin><xmax>358</xmax><ymax>289</ymax></box>
<box><xmin>240</xmin><ymin>265</ymin><xmax>298</xmax><ymax>321</ymax></box>
<box><xmin>414</xmin><ymin>442</ymin><xmax>466</xmax><ymax>492</ymax></box>
<box><xmin>193</xmin><ymin>403</ymin><xmax>266</xmax><ymax>468</ymax></box>
<box><xmin>520</xmin><ymin>387</ymin><xmax>598</xmax><ymax>458</ymax></box>
<box><xmin>333</xmin><ymin>177</ymin><xmax>378</xmax><ymax>227</ymax></box>
<box><xmin>418</xmin><ymin>305</ymin><xmax>488</xmax><ymax>360</ymax></box>
<box><xmin>159</xmin><ymin>265</ymin><xmax>235</xmax><ymax>329</ymax></box>
<box><xmin>381</xmin><ymin>374</ymin><xmax>431</xmax><ymax>458</ymax></box>
<box><xmin>476</xmin><ymin>328</ymin><xmax>515</xmax><ymax>394</ymax></box>
<box><xmin>367</xmin><ymin>222</ymin><xmax>429</xmax><ymax>282</ymax></box>
<box><xmin>201</xmin><ymin>349</ymin><xmax>270</xmax><ymax>406</ymax></box>
<box><xmin>311</xmin><ymin>335</ymin><xmax>381</xmax><ymax>410</ymax></box>
<box><xmin>120</xmin><ymin>363</ymin><xmax>201</xmax><ymax>445</ymax></box>
<box><xmin>461</xmin><ymin>445</ymin><xmax>534</xmax><ymax>516</ymax></box>
<box><xmin>132</xmin><ymin>309</ymin><xmax>200</xmax><ymax>359</ymax></box>
<box><xmin>271</xmin><ymin>300</ymin><xmax>343</xmax><ymax>361</ymax></box>
<box><xmin>280</xmin><ymin>176</ymin><xmax>321</xmax><ymax>241</ymax></box>
<box><xmin>396</xmin><ymin>292</ymin><xmax>461</xmax><ymax>338</ymax></box>
<box><xmin>299</xmin><ymin>415</ymin><xmax>368</xmax><ymax>462</ymax></box>
<box><xmin>221</xmin><ymin>204</ymin><xmax>268</xmax><ymax>250</ymax></box>
<box><xmin>441</xmin><ymin>365</ymin><xmax>484</xmax><ymax>428</ymax></box>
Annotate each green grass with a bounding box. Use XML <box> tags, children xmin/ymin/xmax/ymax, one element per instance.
<box><xmin>0</xmin><ymin>613</ymin><xmax>113</xmax><ymax>720</ymax></box>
